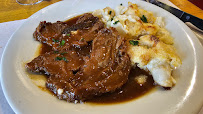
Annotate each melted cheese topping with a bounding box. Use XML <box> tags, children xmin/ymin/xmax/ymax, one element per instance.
<box><xmin>93</xmin><ymin>2</ymin><xmax>182</xmax><ymax>87</ymax></box>
<box><xmin>93</xmin><ymin>2</ymin><xmax>173</xmax><ymax>44</ymax></box>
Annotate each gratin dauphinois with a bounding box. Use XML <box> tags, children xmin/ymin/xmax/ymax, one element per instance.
<box><xmin>93</xmin><ymin>2</ymin><xmax>181</xmax><ymax>87</ymax></box>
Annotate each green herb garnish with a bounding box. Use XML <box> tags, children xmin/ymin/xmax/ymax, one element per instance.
<box><xmin>67</xmin><ymin>33</ymin><xmax>70</xmax><ymax>36</ymax></box>
<box><xmin>62</xmin><ymin>57</ymin><xmax>68</xmax><ymax>62</ymax></box>
<box><xmin>60</xmin><ymin>40</ymin><xmax>65</xmax><ymax>46</ymax></box>
<box><xmin>60</xmin><ymin>52</ymin><xmax>67</xmax><ymax>55</ymax></box>
<box><xmin>140</xmin><ymin>15</ymin><xmax>148</xmax><ymax>23</ymax></box>
<box><xmin>113</xmin><ymin>20</ymin><xmax>120</xmax><ymax>25</ymax></box>
<box><xmin>109</xmin><ymin>11</ymin><xmax>112</xmax><ymax>15</ymax></box>
<box><xmin>55</xmin><ymin>56</ymin><xmax>68</xmax><ymax>62</ymax></box>
<box><xmin>80</xmin><ymin>38</ymin><xmax>84</xmax><ymax>41</ymax></box>
<box><xmin>111</xmin><ymin>17</ymin><xmax>114</xmax><ymax>21</ymax></box>
<box><xmin>129</xmin><ymin>40</ymin><xmax>139</xmax><ymax>46</ymax></box>
<box><xmin>55</xmin><ymin>56</ymin><xmax>62</xmax><ymax>61</ymax></box>
<box><xmin>52</xmin><ymin>39</ymin><xmax>59</xmax><ymax>43</ymax></box>
<box><xmin>54</xmin><ymin>51</ymin><xmax>59</xmax><ymax>54</ymax></box>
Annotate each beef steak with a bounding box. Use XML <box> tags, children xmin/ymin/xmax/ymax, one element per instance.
<box><xmin>33</xmin><ymin>13</ymin><xmax>104</xmax><ymax>51</ymax></box>
<box><xmin>27</xmin><ymin>13</ymin><xmax>131</xmax><ymax>102</ymax></box>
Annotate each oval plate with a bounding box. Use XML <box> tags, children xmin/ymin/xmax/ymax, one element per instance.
<box><xmin>1</xmin><ymin>0</ymin><xmax>203</xmax><ymax>114</ymax></box>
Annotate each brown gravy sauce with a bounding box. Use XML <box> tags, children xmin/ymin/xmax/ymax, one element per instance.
<box><xmin>88</xmin><ymin>67</ymin><xmax>156</xmax><ymax>104</ymax></box>
<box><xmin>39</xmin><ymin>44</ymin><xmax>156</xmax><ymax>104</ymax></box>
<box><xmin>29</xmin><ymin>15</ymin><xmax>156</xmax><ymax>104</ymax></box>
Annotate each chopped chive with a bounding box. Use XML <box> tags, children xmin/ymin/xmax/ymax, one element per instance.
<box><xmin>62</xmin><ymin>57</ymin><xmax>68</xmax><ymax>62</ymax></box>
<box><xmin>109</xmin><ymin>11</ymin><xmax>112</xmax><ymax>15</ymax></box>
<box><xmin>67</xmin><ymin>33</ymin><xmax>70</xmax><ymax>36</ymax></box>
<box><xmin>80</xmin><ymin>38</ymin><xmax>84</xmax><ymax>41</ymax></box>
<box><xmin>60</xmin><ymin>52</ymin><xmax>67</xmax><ymax>55</ymax></box>
<box><xmin>60</xmin><ymin>40</ymin><xmax>65</xmax><ymax>46</ymax></box>
<box><xmin>54</xmin><ymin>51</ymin><xmax>59</xmax><ymax>54</ymax></box>
<box><xmin>140</xmin><ymin>15</ymin><xmax>148</xmax><ymax>23</ymax></box>
<box><xmin>55</xmin><ymin>56</ymin><xmax>62</xmax><ymax>61</ymax></box>
<box><xmin>129</xmin><ymin>40</ymin><xmax>139</xmax><ymax>46</ymax></box>
<box><xmin>113</xmin><ymin>20</ymin><xmax>120</xmax><ymax>25</ymax></box>
<box><xmin>55</xmin><ymin>56</ymin><xmax>68</xmax><ymax>62</ymax></box>
<box><xmin>52</xmin><ymin>39</ymin><xmax>59</xmax><ymax>43</ymax></box>
<box><xmin>111</xmin><ymin>17</ymin><xmax>114</xmax><ymax>21</ymax></box>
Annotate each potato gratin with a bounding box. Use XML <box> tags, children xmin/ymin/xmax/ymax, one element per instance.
<box><xmin>93</xmin><ymin>2</ymin><xmax>181</xmax><ymax>87</ymax></box>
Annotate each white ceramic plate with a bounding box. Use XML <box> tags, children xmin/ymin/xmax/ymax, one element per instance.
<box><xmin>1</xmin><ymin>0</ymin><xmax>203</xmax><ymax>114</ymax></box>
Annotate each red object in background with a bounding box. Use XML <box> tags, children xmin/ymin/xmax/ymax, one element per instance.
<box><xmin>188</xmin><ymin>0</ymin><xmax>203</xmax><ymax>10</ymax></box>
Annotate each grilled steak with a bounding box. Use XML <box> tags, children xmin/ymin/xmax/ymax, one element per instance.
<box><xmin>26</xmin><ymin>13</ymin><xmax>131</xmax><ymax>102</ymax></box>
<box><xmin>64</xmin><ymin>28</ymin><xmax>131</xmax><ymax>101</ymax></box>
<box><xmin>26</xmin><ymin>28</ymin><xmax>130</xmax><ymax>102</ymax></box>
<box><xmin>26</xmin><ymin>50</ymin><xmax>84</xmax><ymax>76</ymax></box>
<box><xmin>33</xmin><ymin>21</ymin><xmax>68</xmax><ymax>46</ymax></box>
<box><xmin>33</xmin><ymin>13</ymin><xmax>104</xmax><ymax>51</ymax></box>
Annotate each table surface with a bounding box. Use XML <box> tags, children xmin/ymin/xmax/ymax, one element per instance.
<box><xmin>0</xmin><ymin>0</ymin><xmax>61</xmax><ymax>23</ymax></box>
<box><xmin>0</xmin><ymin>0</ymin><xmax>202</xmax><ymax>23</ymax></box>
